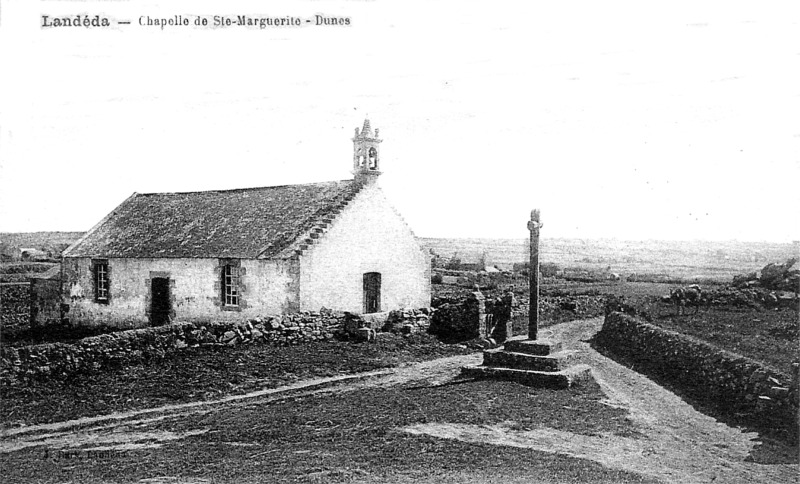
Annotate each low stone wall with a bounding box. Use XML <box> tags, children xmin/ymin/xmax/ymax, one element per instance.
<box><xmin>30</xmin><ymin>277</ymin><xmax>62</xmax><ymax>326</ymax></box>
<box><xmin>381</xmin><ymin>308</ymin><xmax>432</xmax><ymax>334</ymax></box>
<box><xmin>1</xmin><ymin>284</ymin><xmax>29</xmax><ymax>330</ymax></box>
<box><xmin>541</xmin><ymin>295</ymin><xmax>605</xmax><ymax>318</ymax></box>
<box><xmin>510</xmin><ymin>294</ymin><xmax>606</xmax><ymax>331</ymax></box>
<box><xmin>0</xmin><ymin>312</ymin><xmax>346</xmax><ymax>383</ymax></box>
<box><xmin>429</xmin><ymin>291</ymin><xmax>486</xmax><ymax>341</ymax></box>
<box><xmin>595</xmin><ymin>312</ymin><xmax>799</xmax><ymax>441</ymax></box>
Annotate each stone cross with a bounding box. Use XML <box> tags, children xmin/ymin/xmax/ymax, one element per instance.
<box><xmin>528</xmin><ymin>209</ymin><xmax>542</xmax><ymax>340</ymax></box>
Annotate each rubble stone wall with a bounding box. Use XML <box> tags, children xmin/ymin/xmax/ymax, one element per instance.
<box><xmin>1</xmin><ymin>284</ymin><xmax>29</xmax><ymax>330</ymax></box>
<box><xmin>380</xmin><ymin>308</ymin><xmax>432</xmax><ymax>334</ymax></box>
<box><xmin>596</xmin><ymin>312</ymin><xmax>799</xmax><ymax>441</ymax></box>
<box><xmin>30</xmin><ymin>278</ymin><xmax>62</xmax><ymax>326</ymax></box>
<box><xmin>0</xmin><ymin>312</ymin><xmax>346</xmax><ymax>383</ymax></box>
<box><xmin>61</xmin><ymin>257</ymin><xmax>297</xmax><ymax>328</ymax></box>
<box><xmin>429</xmin><ymin>291</ymin><xmax>486</xmax><ymax>340</ymax></box>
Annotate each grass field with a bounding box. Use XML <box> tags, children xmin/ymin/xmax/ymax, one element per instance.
<box><xmin>650</xmin><ymin>306</ymin><xmax>798</xmax><ymax>375</ymax></box>
<box><xmin>421</xmin><ymin>237</ymin><xmax>799</xmax><ymax>281</ymax></box>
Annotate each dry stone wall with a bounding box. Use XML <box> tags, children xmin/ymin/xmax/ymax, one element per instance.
<box><xmin>596</xmin><ymin>312</ymin><xmax>799</xmax><ymax>442</ymax></box>
<box><xmin>1</xmin><ymin>284</ymin><xmax>29</xmax><ymax>330</ymax></box>
<box><xmin>429</xmin><ymin>291</ymin><xmax>486</xmax><ymax>340</ymax></box>
<box><xmin>380</xmin><ymin>308</ymin><xmax>432</xmax><ymax>334</ymax></box>
<box><xmin>0</xmin><ymin>312</ymin><xmax>347</xmax><ymax>383</ymax></box>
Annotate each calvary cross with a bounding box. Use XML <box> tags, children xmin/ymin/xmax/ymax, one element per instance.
<box><xmin>528</xmin><ymin>209</ymin><xmax>543</xmax><ymax>340</ymax></box>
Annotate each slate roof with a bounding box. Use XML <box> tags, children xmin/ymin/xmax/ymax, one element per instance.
<box><xmin>64</xmin><ymin>180</ymin><xmax>364</xmax><ymax>259</ymax></box>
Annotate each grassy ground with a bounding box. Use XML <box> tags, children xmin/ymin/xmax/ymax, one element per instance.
<box><xmin>0</xmin><ymin>379</ymin><xmax>655</xmax><ymax>484</ymax></box>
<box><xmin>649</xmin><ymin>306</ymin><xmax>798</xmax><ymax>375</ymax></box>
<box><xmin>0</xmin><ymin>262</ymin><xmax>58</xmax><ymax>283</ymax></box>
<box><xmin>0</xmin><ymin>333</ymin><xmax>473</xmax><ymax>427</ymax></box>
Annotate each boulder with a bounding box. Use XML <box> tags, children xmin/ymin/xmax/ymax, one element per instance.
<box><xmin>760</xmin><ymin>258</ymin><xmax>798</xmax><ymax>290</ymax></box>
<box><xmin>221</xmin><ymin>330</ymin><xmax>237</xmax><ymax>344</ymax></box>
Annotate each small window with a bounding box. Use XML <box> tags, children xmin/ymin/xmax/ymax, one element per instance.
<box><xmin>94</xmin><ymin>261</ymin><xmax>109</xmax><ymax>304</ymax></box>
<box><xmin>368</xmin><ymin>147</ymin><xmax>377</xmax><ymax>169</ymax></box>
<box><xmin>223</xmin><ymin>265</ymin><xmax>240</xmax><ymax>307</ymax></box>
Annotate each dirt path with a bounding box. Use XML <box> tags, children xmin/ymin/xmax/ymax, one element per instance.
<box><xmin>2</xmin><ymin>318</ymin><xmax>797</xmax><ymax>483</ymax></box>
<box><xmin>405</xmin><ymin>317</ymin><xmax>798</xmax><ymax>483</ymax></box>
<box><xmin>0</xmin><ymin>354</ymin><xmax>482</xmax><ymax>453</ymax></box>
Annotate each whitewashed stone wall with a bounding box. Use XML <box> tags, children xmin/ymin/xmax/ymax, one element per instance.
<box><xmin>299</xmin><ymin>183</ymin><xmax>430</xmax><ymax>313</ymax></box>
<box><xmin>63</xmin><ymin>257</ymin><xmax>297</xmax><ymax>327</ymax></box>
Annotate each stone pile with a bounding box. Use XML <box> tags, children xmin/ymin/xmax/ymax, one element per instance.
<box><xmin>381</xmin><ymin>308</ymin><xmax>432</xmax><ymax>335</ymax></box>
<box><xmin>733</xmin><ymin>258</ymin><xmax>800</xmax><ymax>292</ymax></box>
<box><xmin>705</xmin><ymin>287</ymin><xmax>799</xmax><ymax>309</ymax></box>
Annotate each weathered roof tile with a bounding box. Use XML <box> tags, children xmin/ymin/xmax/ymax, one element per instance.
<box><xmin>65</xmin><ymin>180</ymin><xmax>362</xmax><ymax>259</ymax></box>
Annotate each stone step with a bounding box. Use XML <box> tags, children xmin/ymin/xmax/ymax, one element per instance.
<box><xmin>461</xmin><ymin>364</ymin><xmax>593</xmax><ymax>389</ymax></box>
<box><xmin>503</xmin><ymin>338</ymin><xmax>562</xmax><ymax>356</ymax></box>
<box><xmin>482</xmin><ymin>349</ymin><xmax>579</xmax><ymax>372</ymax></box>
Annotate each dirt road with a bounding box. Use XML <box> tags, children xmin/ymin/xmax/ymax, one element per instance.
<box><xmin>407</xmin><ymin>317</ymin><xmax>798</xmax><ymax>483</ymax></box>
<box><xmin>2</xmin><ymin>317</ymin><xmax>797</xmax><ymax>483</ymax></box>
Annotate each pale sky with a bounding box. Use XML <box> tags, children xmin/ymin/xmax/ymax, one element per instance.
<box><xmin>0</xmin><ymin>0</ymin><xmax>798</xmax><ymax>242</ymax></box>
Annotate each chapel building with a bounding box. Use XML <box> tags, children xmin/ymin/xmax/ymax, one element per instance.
<box><xmin>61</xmin><ymin>120</ymin><xmax>431</xmax><ymax>327</ymax></box>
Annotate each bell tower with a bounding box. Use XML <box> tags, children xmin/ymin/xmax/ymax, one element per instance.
<box><xmin>352</xmin><ymin>118</ymin><xmax>382</xmax><ymax>184</ymax></box>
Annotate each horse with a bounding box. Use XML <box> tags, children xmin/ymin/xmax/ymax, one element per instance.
<box><xmin>669</xmin><ymin>284</ymin><xmax>702</xmax><ymax>315</ymax></box>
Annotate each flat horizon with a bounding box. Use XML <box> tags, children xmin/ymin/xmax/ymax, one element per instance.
<box><xmin>2</xmin><ymin>231</ymin><xmax>798</xmax><ymax>246</ymax></box>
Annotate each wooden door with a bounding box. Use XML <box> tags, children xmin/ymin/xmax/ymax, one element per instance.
<box><xmin>363</xmin><ymin>272</ymin><xmax>381</xmax><ymax>314</ymax></box>
<box><xmin>150</xmin><ymin>277</ymin><xmax>171</xmax><ymax>326</ymax></box>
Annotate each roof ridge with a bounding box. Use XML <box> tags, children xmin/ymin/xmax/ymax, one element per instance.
<box><xmin>137</xmin><ymin>179</ymin><xmax>353</xmax><ymax>197</ymax></box>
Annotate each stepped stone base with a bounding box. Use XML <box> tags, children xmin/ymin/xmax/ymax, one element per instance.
<box><xmin>482</xmin><ymin>348</ymin><xmax>579</xmax><ymax>372</ymax></box>
<box><xmin>503</xmin><ymin>338</ymin><xmax>562</xmax><ymax>356</ymax></box>
<box><xmin>462</xmin><ymin>364</ymin><xmax>593</xmax><ymax>389</ymax></box>
<box><xmin>462</xmin><ymin>337</ymin><xmax>593</xmax><ymax>389</ymax></box>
